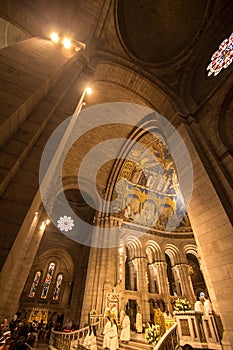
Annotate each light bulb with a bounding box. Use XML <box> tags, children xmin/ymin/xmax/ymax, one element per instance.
<box><xmin>40</xmin><ymin>221</ymin><xmax>46</xmax><ymax>230</ymax></box>
<box><xmin>86</xmin><ymin>87</ymin><xmax>92</xmax><ymax>95</ymax></box>
<box><xmin>50</xmin><ymin>32</ymin><xmax>59</xmax><ymax>43</ymax></box>
<box><xmin>63</xmin><ymin>38</ymin><xmax>72</xmax><ymax>49</ymax></box>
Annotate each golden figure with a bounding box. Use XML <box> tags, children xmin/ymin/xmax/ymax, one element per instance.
<box><xmin>153</xmin><ymin>308</ymin><xmax>166</xmax><ymax>336</ymax></box>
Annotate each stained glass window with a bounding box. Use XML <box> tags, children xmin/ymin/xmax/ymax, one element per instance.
<box><xmin>41</xmin><ymin>262</ymin><xmax>55</xmax><ymax>299</ymax></box>
<box><xmin>53</xmin><ymin>274</ymin><xmax>63</xmax><ymax>301</ymax></box>
<box><xmin>207</xmin><ymin>32</ymin><xmax>233</xmax><ymax>76</ymax></box>
<box><xmin>29</xmin><ymin>271</ymin><xmax>41</xmax><ymax>298</ymax></box>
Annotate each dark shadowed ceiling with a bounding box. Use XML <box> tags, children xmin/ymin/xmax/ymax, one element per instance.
<box><xmin>117</xmin><ymin>0</ymin><xmax>208</xmax><ymax>64</ymax></box>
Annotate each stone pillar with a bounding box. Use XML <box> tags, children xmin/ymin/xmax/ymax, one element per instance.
<box><xmin>129</xmin><ymin>261</ymin><xmax>136</xmax><ymax>291</ymax></box>
<box><xmin>117</xmin><ymin>246</ymin><xmax>126</xmax><ymax>288</ymax></box>
<box><xmin>148</xmin><ymin>264</ymin><xmax>156</xmax><ymax>293</ymax></box>
<box><xmin>133</xmin><ymin>257</ymin><xmax>150</xmax><ymax>322</ymax></box>
<box><xmin>172</xmin><ymin>115</ymin><xmax>233</xmax><ymax>349</ymax></box>
<box><xmin>0</xmin><ymin>39</ymin><xmax>88</xmax><ymax>320</ymax></box>
<box><xmin>172</xmin><ymin>265</ymin><xmax>182</xmax><ymax>296</ymax></box>
<box><xmin>80</xmin><ymin>217</ymin><xmax>120</xmax><ymax>326</ymax></box>
<box><xmin>0</xmin><ymin>199</ymin><xmax>47</xmax><ymax>319</ymax></box>
<box><xmin>174</xmin><ymin>263</ymin><xmax>195</xmax><ymax>305</ymax></box>
<box><xmin>154</xmin><ymin>261</ymin><xmax>171</xmax><ymax>313</ymax></box>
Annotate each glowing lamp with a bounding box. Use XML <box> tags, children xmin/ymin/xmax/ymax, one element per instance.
<box><xmin>63</xmin><ymin>38</ymin><xmax>72</xmax><ymax>49</ymax></box>
<box><xmin>50</xmin><ymin>32</ymin><xmax>59</xmax><ymax>43</ymax></box>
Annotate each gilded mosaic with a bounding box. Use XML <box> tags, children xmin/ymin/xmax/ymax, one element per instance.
<box><xmin>113</xmin><ymin>133</ymin><xmax>191</xmax><ymax>232</ymax></box>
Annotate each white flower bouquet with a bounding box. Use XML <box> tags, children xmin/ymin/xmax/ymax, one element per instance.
<box><xmin>145</xmin><ymin>323</ymin><xmax>161</xmax><ymax>344</ymax></box>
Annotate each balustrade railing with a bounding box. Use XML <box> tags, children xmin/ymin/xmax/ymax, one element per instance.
<box><xmin>174</xmin><ymin>311</ymin><xmax>222</xmax><ymax>349</ymax></box>
<box><xmin>154</xmin><ymin>323</ymin><xmax>179</xmax><ymax>350</ymax></box>
<box><xmin>49</xmin><ymin>315</ymin><xmax>104</xmax><ymax>350</ymax></box>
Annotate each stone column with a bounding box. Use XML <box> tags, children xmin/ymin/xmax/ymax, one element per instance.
<box><xmin>117</xmin><ymin>246</ymin><xmax>126</xmax><ymax>288</ymax></box>
<box><xmin>0</xmin><ymin>40</ymin><xmax>87</xmax><ymax>320</ymax></box>
<box><xmin>0</xmin><ymin>200</ymin><xmax>47</xmax><ymax>319</ymax></box>
<box><xmin>148</xmin><ymin>264</ymin><xmax>156</xmax><ymax>293</ymax></box>
<box><xmin>174</xmin><ymin>263</ymin><xmax>195</xmax><ymax>305</ymax></box>
<box><xmin>129</xmin><ymin>261</ymin><xmax>136</xmax><ymax>291</ymax></box>
<box><xmin>172</xmin><ymin>265</ymin><xmax>182</xmax><ymax>296</ymax></box>
<box><xmin>80</xmin><ymin>216</ymin><xmax>120</xmax><ymax>326</ymax></box>
<box><xmin>133</xmin><ymin>257</ymin><xmax>150</xmax><ymax>322</ymax></box>
<box><xmin>154</xmin><ymin>261</ymin><xmax>171</xmax><ymax>312</ymax></box>
<box><xmin>172</xmin><ymin>115</ymin><xmax>233</xmax><ymax>349</ymax></box>
<box><xmin>80</xmin><ymin>218</ymin><xmax>110</xmax><ymax>325</ymax></box>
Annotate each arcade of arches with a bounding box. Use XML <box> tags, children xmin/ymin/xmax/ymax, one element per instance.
<box><xmin>0</xmin><ymin>1</ymin><xmax>232</xmax><ymax>349</ymax></box>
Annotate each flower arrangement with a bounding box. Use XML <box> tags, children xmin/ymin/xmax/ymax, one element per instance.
<box><xmin>173</xmin><ymin>298</ymin><xmax>191</xmax><ymax>312</ymax></box>
<box><xmin>145</xmin><ymin>323</ymin><xmax>161</xmax><ymax>344</ymax></box>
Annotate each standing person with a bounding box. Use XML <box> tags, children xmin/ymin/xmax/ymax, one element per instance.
<box><xmin>103</xmin><ymin>317</ymin><xmax>111</xmax><ymax>350</ymax></box>
<box><xmin>1</xmin><ymin>320</ymin><xmax>9</xmax><ymax>333</ymax></box>
<box><xmin>119</xmin><ymin>311</ymin><xmax>125</xmax><ymax>329</ymax></box>
<box><xmin>88</xmin><ymin>326</ymin><xmax>97</xmax><ymax>350</ymax></box>
<box><xmin>109</xmin><ymin>319</ymin><xmax>118</xmax><ymax>350</ymax></box>
<box><xmin>136</xmin><ymin>310</ymin><xmax>142</xmax><ymax>333</ymax></box>
<box><xmin>200</xmin><ymin>292</ymin><xmax>212</xmax><ymax>315</ymax></box>
<box><xmin>194</xmin><ymin>293</ymin><xmax>205</xmax><ymax>314</ymax></box>
<box><xmin>84</xmin><ymin>326</ymin><xmax>97</xmax><ymax>350</ymax></box>
<box><xmin>83</xmin><ymin>326</ymin><xmax>91</xmax><ymax>349</ymax></box>
<box><xmin>153</xmin><ymin>305</ymin><xmax>166</xmax><ymax>336</ymax></box>
<box><xmin>120</xmin><ymin>312</ymin><xmax>130</xmax><ymax>344</ymax></box>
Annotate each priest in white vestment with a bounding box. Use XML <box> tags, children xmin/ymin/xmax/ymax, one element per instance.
<box><xmin>136</xmin><ymin>311</ymin><xmax>142</xmax><ymax>333</ymax></box>
<box><xmin>103</xmin><ymin>316</ymin><xmax>111</xmax><ymax>349</ymax></box>
<box><xmin>109</xmin><ymin>319</ymin><xmax>119</xmax><ymax>350</ymax></box>
<box><xmin>120</xmin><ymin>312</ymin><xmax>130</xmax><ymax>343</ymax></box>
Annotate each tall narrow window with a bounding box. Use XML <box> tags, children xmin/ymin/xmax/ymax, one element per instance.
<box><xmin>53</xmin><ymin>274</ymin><xmax>63</xmax><ymax>301</ymax></box>
<box><xmin>29</xmin><ymin>271</ymin><xmax>41</xmax><ymax>298</ymax></box>
<box><xmin>41</xmin><ymin>262</ymin><xmax>55</xmax><ymax>299</ymax></box>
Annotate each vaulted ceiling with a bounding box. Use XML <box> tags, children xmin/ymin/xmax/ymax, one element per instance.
<box><xmin>0</xmin><ymin>0</ymin><xmax>232</xmax><ymax>234</ymax></box>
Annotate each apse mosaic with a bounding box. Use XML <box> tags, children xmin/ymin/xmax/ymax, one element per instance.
<box><xmin>113</xmin><ymin>133</ymin><xmax>191</xmax><ymax>232</ymax></box>
<box><xmin>207</xmin><ymin>32</ymin><xmax>233</xmax><ymax>76</ymax></box>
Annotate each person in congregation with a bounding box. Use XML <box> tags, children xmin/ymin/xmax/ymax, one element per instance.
<box><xmin>1</xmin><ymin>320</ymin><xmax>9</xmax><ymax>334</ymax></box>
<box><xmin>120</xmin><ymin>311</ymin><xmax>130</xmax><ymax>344</ymax></box>
<box><xmin>103</xmin><ymin>316</ymin><xmax>111</xmax><ymax>350</ymax></box>
<box><xmin>109</xmin><ymin>319</ymin><xmax>118</xmax><ymax>350</ymax></box>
